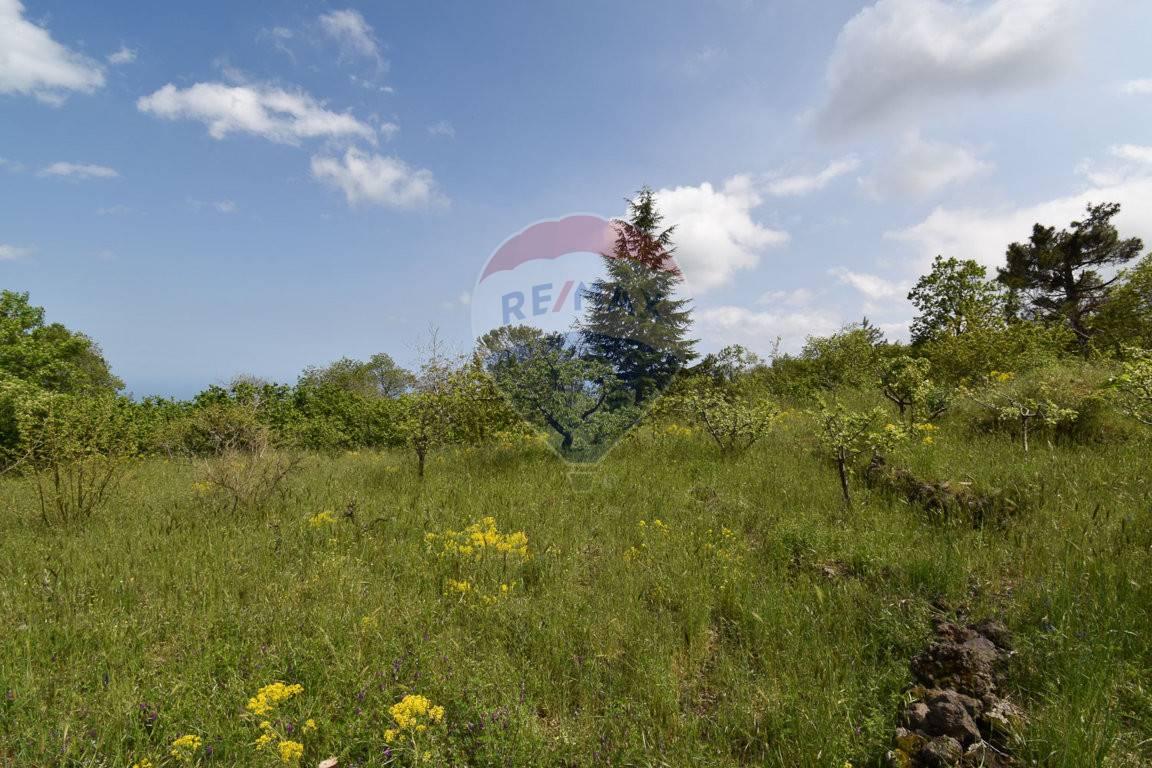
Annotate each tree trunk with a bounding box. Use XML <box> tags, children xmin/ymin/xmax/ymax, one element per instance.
<box><xmin>836</xmin><ymin>449</ymin><xmax>852</xmax><ymax>506</ymax></box>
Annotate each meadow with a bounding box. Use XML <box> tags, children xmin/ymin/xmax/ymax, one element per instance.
<box><xmin>2</xmin><ymin>414</ymin><xmax>1150</xmax><ymax>768</ymax></box>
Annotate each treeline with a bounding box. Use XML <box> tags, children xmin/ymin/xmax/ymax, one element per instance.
<box><xmin>3</xmin><ymin>201</ymin><xmax>1152</xmax><ymax>475</ymax></box>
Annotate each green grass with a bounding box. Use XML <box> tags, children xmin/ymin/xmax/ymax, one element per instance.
<box><xmin>1</xmin><ymin>418</ymin><xmax>1150</xmax><ymax>767</ymax></box>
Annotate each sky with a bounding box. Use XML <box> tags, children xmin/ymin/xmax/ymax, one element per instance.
<box><xmin>2</xmin><ymin>0</ymin><xmax>1152</xmax><ymax>397</ymax></box>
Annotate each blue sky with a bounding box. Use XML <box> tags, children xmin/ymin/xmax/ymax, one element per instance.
<box><xmin>2</xmin><ymin>0</ymin><xmax>1152</xmax><ymax>397</ymax></box>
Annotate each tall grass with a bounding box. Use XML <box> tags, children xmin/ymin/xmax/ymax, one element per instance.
<box><xmin>0</xmin><ymin>418</ymin><xmax>1148</xmax><ymax>766</ymax></box>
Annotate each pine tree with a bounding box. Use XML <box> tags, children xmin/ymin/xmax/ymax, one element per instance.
<box><xmin>998</xmin><ymin>203</ymin><xmax>1144</xmax><ymax>348</ymax></box>
<box><xmin>580</xmin><ymin>189</ymin><xmax>697</xmax><ymax>405</ymax></box>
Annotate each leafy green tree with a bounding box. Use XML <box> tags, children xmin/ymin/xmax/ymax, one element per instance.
<box><xmin>1089</xmin><ymin>253</ymin><xmax>1152</xmax><ymax>352</ymax></box>
<box><xmin>998</xmin><ymin>203</ymin><xmax>1144</xmax><ymax>348</ymax></box>
<box><xmin>908</xmin><ymin>256</ymin><xmax>1002</xmax><ymax>344</ymax></box>
<box><xmin>299</xmin><ymin>353</ymin><xmax>414</xmax><ymax>398</ymax></box>
<box><xmin>800</xmin><ymin>320</ymin><xmax>887</xmax><ymax>390</ymax></box>
<box><xmin>880</xmin><ymin>355</ymin><xmax>950</xmax><ymax>424</ymax></box>
<box><xmin>1109</xmin><ymin>348</ymin><xmax>1152</xmax><ymax>426</ymax></box>
<box><xmin>812</xmin><ymin>398</ymin><xmax>907</xmax><ymax>506</ymax></box>
<box><xmin>581</xmin><ymin>188</ymin><xmax>696</xmax><ymax>405</ymax></box>
<box><xmin>0</xmin><ymin>290</ymin><xmax>122</xmax><ymax>394</ymax></box>
<box><xmin>967</xmin><ymin>373</ymin><xmax>1080</xmax><ymax>452</ymax></box>
<box><xmin>488</xmin><ymin>329</ymin><xmax>622</xmax><ymax>456</ymax></box>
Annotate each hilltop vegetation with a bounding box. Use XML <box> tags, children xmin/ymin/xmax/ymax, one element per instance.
<box><xmin>1</xmin><ymin>199</ymin><xmax>1152</xmax><ymax>766</ymax></box>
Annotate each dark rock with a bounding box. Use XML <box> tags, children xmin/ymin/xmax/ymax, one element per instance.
<box><xmin>923</xmin><ymin>690</ymin><xmax>982</xmax><ymax>745</ymax></box>
<box><xmin>920</xmin><ymin>736</ymin><xmax>963</xmax><ymax>767</ymax></box>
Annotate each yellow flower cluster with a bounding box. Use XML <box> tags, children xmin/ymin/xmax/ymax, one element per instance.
<box><xmin>384</xmin><ymin>694</ymin><xmax>445</xmax><ymax>743</ymax></box>
<box><xmin>990</xmin><ymin>370</ymin><xmax>1016</xmax><ymax>383</ymax></box>
<box><xmin>131</xmin><ymin>760</ymin><xmax>154</xmax><ymax>768</ymax></box>
<box><xmin>247</xmin><ymin>682</ymin><xmax>304</xmax><ymax>716</ymax></box>
<box><xmin>663</xmin><ymin>423</ymin><xmax>695</xmax><ymax>438</ymax></box>
<box><xmin>308</xmin><ymin>509</ymin><xmax>338</xmax><ymax>528</ymax></box>
<box><xmin>247</xmin><ymin>683</ymin><xmax>313</xmax><ymax>764</ymax></box>
<box><xmin>914</xmin><ymin>422</ymin><xmax>939</xmax><ymax>445</ymax></box>
<box><xmin>278</xmin><ymin>739</ymin><xmax>305</xmax><ymax>765</ymax></box>
<box><xmin>170</xmin><ymin>734</ymin><xmax>202</xmax><ymax>763</ymax></box>
<box><xmin>425</xmin><ymin>516</ymin><xmax>530</xmax><ymax>560</ymax></box>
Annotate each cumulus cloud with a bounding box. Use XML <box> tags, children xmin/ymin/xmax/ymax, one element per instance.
<box><xmin>319</xmin><ymin>9</ymin><xmax>384</xmax><ymax>65</ymax></box>
<box><xmin>764</xmin><ymin>156</ymin><xmax>860</xmax><ymax>197</ymax></box>
<box><xmin>696</xmin><ymin>305</ymin><xmax>840</xmax><ymax>357</ymax></box>
<box><xmin>0</xmin><ymin>0</ymin><xmax>105</xmax><ymax>103</ymax></box>
<box><xmin>310</xmin><ymin>148</ymin><xmax>443</xmax><ymax>209</ymax></box>
<box><xmin>106</xmin><ymin>46</ymin><xmax>136</xmax><ymax>66</ymax></box>
<box><xmin>758</xmin><ymin>288</ymin><xmax>814</xmax><ymax>307</ymax></box>
<box><xmin>889</xmin><ymin>161</ymin><xmax>1152</xmax><ymax>271</ymax></box>
<box><xmin>1121</xmin><ymin>79</ymin><xmax>1152</xmax><ymax>95</ymax></box>
<box><xmin>830</xmin><ymin>268</ymin><xmax>908</xmax><ymax>300</ymax></box>
<box><xmin>0</xmin><ymin>243</ymin><xmax>31</xmax><ymax>260</ymax></box>
<box><xmin>654</xmin><ymin>176</ymin><xmax>790</xmax><ymax>293</ymax></box>
<box><xmin>862</xmin><ymin>130</ymin><xmax>993</xmax><ymax>199</ymax></box>
<box><xmin>1112</xmin><ymin>144</ymin><xmax>1152</xmax><ymax>165</ymax></box>
<box><xmin>38</xmin><ymin>161</ymin><xmax>119</xmax><ymax>179</ymax></box>
<box><xmin>137</xmin><ymin>82</ymin><xmax>376</xmax><ymax>145</ymax></box>
<box><xmin>810</xmin><ymin>0</ymin><xmax>1077</xmax><ymax>136</ymax></box>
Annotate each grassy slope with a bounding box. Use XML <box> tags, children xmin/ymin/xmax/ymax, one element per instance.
<box><xmin>1</xmin><ymin>419</ymin><xmax>1150</xmax><ymax>767</ymax></box>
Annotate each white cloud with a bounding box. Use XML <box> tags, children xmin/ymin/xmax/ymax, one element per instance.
<box><xmin>137</xmin><ymin>82</ymin><xmax>376</xmax><ymax>145</ymax></box>
<box><xmin>1112</xmin><ymin>144</ymin><xmax>1152</xmax><ymax>165</ymax></box>
<box><xmin>106</xmin><ymin>45</ymin><xmax>136</xmax><ymax>66</ymax></box>
<box><xmin>889</xmin><ymin>169</ymin><xmax>1152</xmax><ymax>272</ymax></box>
<box><xmin>427</xmin><ymin>120</ymin><xmax>455</xmax><ymax>139</ymax></box>
<box><xmin>1121</xmin><ymin>79</ymin><xmax>1152</xmax><ymax>95</ymax></box>
<box><xmin>310</xmin><ymin>148</ymin><xmax>443</xmax><ymax>209</ymax></box>
<box><xmin>654</xmin><ymin>176</ymin><xmax>790</xmax><ymax>293</ymax></box>
<box><xmin>319</xmin><ymin>9</ymin><xmax>384</xmax><ymax>65</ymax></box>
<box><xmin>188</xmin><ymin>198</ymin><xmax>237</xmax><ymax>214</ymax></box>
<box><xmin>765</xmin><ymin>156</ymin><xmax>860</xmax><ymax>197</ymax></box>
<box><xmin>0</xmin><ymin>0</ymin><xmax>105</xmax><ymax>102</ymax></box>
<box><xmin>862</xmin><ymin>130</ymin><xmax>993</xmax><ymax>199</ymax></box>
<box><xmin>0</xmin><ymin>243</ymin><xmax>31</xmax><ymax>260</ymax></box>
<box><xmin>811</xmin><ymin>0</ymin><xmax>1077</xmax><ymax>135</ymax></box>
<box><xmin>38</xmin><ymin>161</ymin><xmax>119</xmax><ymax>179</ymax></box>
<box><xmin>696</xmin><ymin>305</ymin><xmax>840</xmax><ymax>357</ymax></box>
<box><xmin>758</xmin><ymin>288</ymin><xmax>814</xmax><ymax>307</ymax></box>
<box><xmin>830</xmin><ymin>268</ymin><xmax>908</xmax><ymax>300</ymax></box>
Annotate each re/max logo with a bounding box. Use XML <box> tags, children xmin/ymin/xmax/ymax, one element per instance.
<box><xmin>501</xmin><ymin>280</ymin><xmax>587</xmax><ymax>324</ymax></box>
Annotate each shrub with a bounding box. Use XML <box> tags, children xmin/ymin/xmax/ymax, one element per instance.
<box><xmin>669</xmin><ymin>390</ymin><xmax>781</xmax><ymax>454</ymax></box>
<box><xmin>11</xmin><ymin>391</ymin><xmax>138</xmax><ymax>525</ymax></box>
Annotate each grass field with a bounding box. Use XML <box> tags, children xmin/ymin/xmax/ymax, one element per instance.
<box><xmin>1</xmin><ymin>417</ymin><xmax>1150</xmax><ymax>767</ymax></box>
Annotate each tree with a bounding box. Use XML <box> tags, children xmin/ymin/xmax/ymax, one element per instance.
<box><xmin>1109</xmin><ymin>348</ymin><xmax>1152</xmax><ymax>426</ymax></box>
<box><xmin>581</xmin><ymin>188</ymin><xmax>696</xmax><ymax>405</ymax></box>
<box><xmin>0</xmin><ymin>290</ymin><xmax>122</xmax><ymax>394</ymax></box>
<box><xmin>1089</xmin><ymin>253</ymin><xmax>1152</xmax><ymax>352</ymax></box>
<box><xmin>299</xmin><ymin>353</ymin><xmax>414</xmax><ymax>398</ymax></box>
<box><xmin>486</xmin><ymin>328</ymin><xmax>622</xmax><ymax>456</ymax></box>
<box><xmin>998</xmin><ymin>203</ymin><xmax>1144</xmax><ymax>348</ymax></box>
<box><xmin>812</xmin><ymin>398</ymin><xmax>906</xmax><ymax>506</ymax></box>
<box><xmin>880</xmin><ymin>356</ymin><xmax>949</xmax><ymax>424</ymax></box>
<box><xmin>908</xmin><ymin>256</ymin><xmax>1002</xmax><ymax>344</ymax></box>
<box><xmin>800</xmin><ymin>320</ymin><xmax>887</xmax><ymax>390</ymax></box>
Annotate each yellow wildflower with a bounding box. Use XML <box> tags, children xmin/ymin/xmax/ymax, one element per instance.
<box><xmin>170</xmin><ymin>734</ymin><xmax>202</xmax><ymax>763</ymax></box>
<box><xmin>303</xmin><ymin>718</ymin><xmax>317</xmax><ymax>734</ymax></box>
<box><xmin>247</xmin><ymin>682</ymin><xmax>304</xmax><ymax>716</ymax></box>
<box><xmin>308</xmin><ymin>510</ymin><xmax>337</xmax><ymax>528</ymax></box>
<box><xmin>278</xmin><ymin>739</ymin><xmax>304</xmax><ymax>765</ymax></box>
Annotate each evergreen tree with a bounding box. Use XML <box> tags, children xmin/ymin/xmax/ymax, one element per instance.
<box><xmin>580</xmin><ymin>189</ymin><xmax>696</xmax><ymax>405</ymax></box>
<box><xmin>998</xmin><ymin>203</ymin><xmax>1144</xmax><ymax>348</ymax></box>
